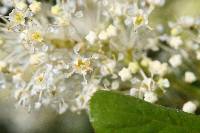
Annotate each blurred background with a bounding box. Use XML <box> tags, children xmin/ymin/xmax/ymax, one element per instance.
<box><xmin>150</xmin><ymin>0</ymin><xmax>200</xmax><ymax>26</ymax></box>
<box><xmin>1</xmin><ymin>0</ymin><xmax>200</xmax><ymax>133</ymax></box>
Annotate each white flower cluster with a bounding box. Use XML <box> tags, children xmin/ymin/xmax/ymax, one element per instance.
<box><xmin>1</xmin><ymin>0</ymin><xmax>199</xmax><ymax>114</ymax></box>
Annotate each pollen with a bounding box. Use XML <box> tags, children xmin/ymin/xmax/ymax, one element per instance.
<box><xmin>14</xmin><ymin>12</ymin><xmax>25</xmax><ymax>24</ymax></box>
<box><xmin>134</xmin><ymin>15</ymin><xmax>144</xmax><ymax>26</ymax></box>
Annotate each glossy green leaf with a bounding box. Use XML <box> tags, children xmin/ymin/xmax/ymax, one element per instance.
<box><xmin>89</xmin><ymin>90</ymin><xmax>200</xmax><ymax>133</ymax></box>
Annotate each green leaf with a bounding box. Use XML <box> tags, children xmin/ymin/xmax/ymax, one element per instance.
<box><xmin>89</xmin><ymin>90</ymin><xmax>200</xmax><ymax>133</ymax></box>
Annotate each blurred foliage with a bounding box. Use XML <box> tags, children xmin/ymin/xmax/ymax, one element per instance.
<box><xmin>150</xmin><ymin>0</ymin><xmax>200</xmax><ymax>26</ymax></box>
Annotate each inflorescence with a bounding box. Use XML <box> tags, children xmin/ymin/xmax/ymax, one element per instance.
<box><xmin>0</xmin><ymin>0</ymin><xmax>199</xmax><ymax>114</ymax></box>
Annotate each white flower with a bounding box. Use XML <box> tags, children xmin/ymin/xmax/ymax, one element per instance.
<box><xmin>0</xmin><ymin>0</ymin><xmax>176</xmax><ymax>114</ymax></box>
<box><xmin>98</xmin><ymin>31</ymin><xmax>108</xmax><ymax>40</ymax></box>
<box><xmin>75</xmin><ymin>80</ymin><xmax>99</xmax><ymax>110</ymax></box>
<box><xmin>144</xmin><ymin>91</ymin><xmax>158</xmax><ymax>103</ymax></box>
<box><xmin>178</xmin><ymin>16</ymin><xmax>194</xmax><ymax>27</ymax></box>
<box><xmin>106</xmin><ymin>25</ymin><xmax>117</xmax><ymax>37</ymax></box>
<box><xmin>56</xmin><ymin>15</ymin><xmax>70</xmax><ymax>26</ymax></box>
<box><xmin>16</xmin><ymin>2</ymin><xmax>27</xmax><ymax>10</ymax></box>
<box><xmin>85</xmin><ymin>31</ymin><xmax>97</xmax><ymax>44</ymax></box>
<box><xmin>141</xmin><ymin>78</ymin><xmax>155</xmax><ymax>90</ymax></box>
<box><xmin>133</xmin><ymin>9</ymin><xmax>148</xmax><ymax>30</ymax></box>
<box><xmin>149</xmin><ymin>60</ymin><xmax>168</xmax><ymax>76</ymax></box>
<box><xmin>118</xmin><ymin>68</ymin><xmax>132</xmax><ymax>81</ymax></box>
<box><xmin>158</xmin><ymin>78</ymin><xmax>170</xmax><ymax>88</ymax></box>
<box><xmin>30</xmin><ymin>31</ymin><xmax>43</xmax><ymax>43</ymax></box>
<box><xmin>34</xmin><ymin>73</ymin><xmax>45</xmax><ymax>85</ymax></box>
<box><xmin>182</xmin><ymin>101</ymin><xmax>197</xmax><ymax>113</ymax></box>
<box><xmin>73</xmin><ymin>56</ymin><xmax>92</xmax><ymax>75</ymax></box>
<box><xmin>133</xmin><ymin>14</ymin><xmax>145</xmax><ymax>27</ymax></box>
<box><xmin>29</xmin><ymin>1</ymin><xmax>41</xmax><ymax>13</ymax></box>
<box><xmin>140</xmin><ymin>58</ymin><xmax>150</xmax><ymax>67</ymax></box>
<box><xmin>162</xmin><ymin>79</ymin><xmax>170</xmax><ymax>88</ymax></box>
<box><xmin>184</xmin><ymin>71</ymin><xmax>197</xmax><ymax>83</ymax></box>
<box><xmin>100</xmin><ymin>60</ymin><xmax>116</xmax><ymax>76</ymax></box>
<box><xmin>128</xmin><ymin>62</ymin><xmax>140</xmax><ymax>74</ymax></box>
<box><xmin>109</xmin><ymin>3</ymin><xmax>123</xmax><ymax>16</ymax></box>
<box><xmin>169</xmin><ymin>36</ymin><xmax>183</xmax><ymax>49</ymax></box>
<box><xmin>169</xmin><ymin>54</ymin><xmax>182</xmax><ymax>67</ymax></box>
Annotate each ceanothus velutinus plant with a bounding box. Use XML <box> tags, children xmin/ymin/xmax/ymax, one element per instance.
<box><xmin>0</xmin><ymin>0</ymin><xmax>199</xmax><ymax>115</ymax></box>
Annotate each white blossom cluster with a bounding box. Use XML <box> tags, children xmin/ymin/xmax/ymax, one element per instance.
<box><xmin>1</xmin><ymin>0</ymin><xmax>198</xmax><ymax>114</ymax></box>
<box><xmin>146</xmin><ymin>16</ymin><xmax>200</xmax><ymax>112</ymax></box>
<box><xmin>156</xmin><ymin>16</ymin><xmax>200</xmax><ymax>86</ymax></box>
